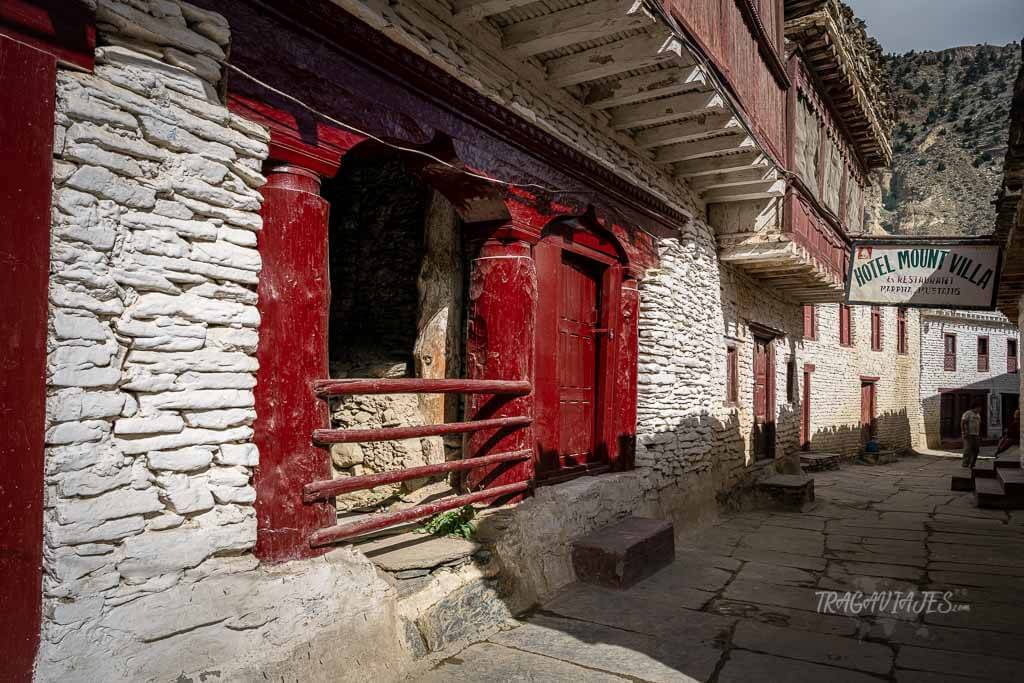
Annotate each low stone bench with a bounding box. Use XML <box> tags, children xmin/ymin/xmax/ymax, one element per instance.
<box><xmin>572</xmin><ymin>517</ymin><xmax>674</xmax><ymax>589</ymax></box>
<box><xmin>800</xmin><ymin>452</ymin><xmax>841</xmax><ymax>472</ymax></box>
<box><xmin>859</xmin><ymin>449</ymin><xmax>897</xmax><ymax>465</ymax></box>
<box><xmin>756</xmin><ymin>474</ymin><xmax>815</xmax><ymax>512</ymax></box>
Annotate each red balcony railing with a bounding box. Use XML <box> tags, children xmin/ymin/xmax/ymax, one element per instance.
<box><xmin>304</xmin><ymin>377</ymin><xmax>533</xmax><ymax>546</ymax></box>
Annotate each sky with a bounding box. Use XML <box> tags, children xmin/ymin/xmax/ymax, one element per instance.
<box><xmin>845</xmin><ymin>0</ymin><xmax>1024</xmax><ymax>54</ymax></box>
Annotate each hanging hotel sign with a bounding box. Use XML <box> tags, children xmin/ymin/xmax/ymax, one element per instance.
<box><xmin>845</xmin><ymin>239</ymin><xmax>1001</xmax><ymax>310</ymax></box>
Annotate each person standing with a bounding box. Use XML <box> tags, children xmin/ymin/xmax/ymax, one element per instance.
<box><xmin>961</xmin><ymin>401</ymin><xmax>983</xmax><ymax>468</ymax></box>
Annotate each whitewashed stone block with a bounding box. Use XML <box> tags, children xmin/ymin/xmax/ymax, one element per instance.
<box><xmin>147</xmin><ymin>446</ymin><xmax>214</xmax><ymax>472</ymax></box>
<box><xmin>114</xmin><ymin>414</ymin><xmax>186</xmax><ymax>435</ymax></box>
<box><xmin>216</xmin><ymin>443</ymin><xmax>258</xmax><ymax>467</ymax></box>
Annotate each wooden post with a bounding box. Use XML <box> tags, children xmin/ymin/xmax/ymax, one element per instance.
<box><xmin>0</xmin><ymin>33</ymin><xmax>56</xmax><ymax>683</ymax></box>
<box><xmin>463</xmin><ymin>237</ymin><xmax>537</xmax><ymax>494</ymax></box>
<box><xmin>611</xmin><ymin>269</ymin><xmax>641</xmax><ymax>470</ymax></box>
<box><xmin>253</xmin><ymin>163</ymin><xmax>334</xmax><ymax>562</ymax></box>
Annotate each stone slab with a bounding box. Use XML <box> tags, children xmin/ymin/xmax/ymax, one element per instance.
<box><xmin>572</xmin><ymin>517</ymin><xmax>674</xmax><ymax>589</ymax></box>
<box><xmin>415</xmin><ymin>642</ymin><xmax>629</xmax><ymax>682</ymax></box>
<box><xmin>708</xmin><ymin>599</ymin><xmax>861</xmax><ymax>637</ymax></box>
<box><xmin>896</xmin><ymin>645</ymin><xmax>1020</xmax><ymax>682</ymax></box>
<box><xmin>731</xmin><ymin>620</ymin><xmax>893</xmax><ymax>674</ymax></box>
<box><xmin>718</xmin><ymin>650</ymin><xmax>881</xmax><ymax>683</ymax></box>
<box><xmin>356</xmin><ymin>532</ymin><xmax>480</xmax><ymax>572</ymax></box>
<box><xmin>871</xmin><ymin>619</ymin><xmax>1024</xmax><ymax>662</ymax></box>
<box><xmin>490</xmin><ymin>615</ymin><xmax>722</xmax><ymax>683</ymax></box>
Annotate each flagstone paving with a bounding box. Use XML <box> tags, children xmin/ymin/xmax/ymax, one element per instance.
<box><xmin>414</xmin><ymin>455</ymin><xmax>1024</xmax><ymax>682</ymax></box>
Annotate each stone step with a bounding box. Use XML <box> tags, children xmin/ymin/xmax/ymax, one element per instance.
<box><xmin>998</xmin><ymin>468</ymin><xmax>1024</xmax><ymax>495</ymax></box>
<box><xmin>571</xmin><ymin>517</ymin><xmax>674</xmax><ymax>589</ymax></box>
<box><xmin>799</xmin><ymin>452</ymin><xmax>841</xmax><ymax>472</ymax></box>
<box><xmin>950</xmin><ymin>473</ymin><xmax>975</xmax><ymax>492</ymax></box>
<box><xmin>859</xmin><ymin>449</ymin><xmax>897</xmax><ymax>466</ymax></box>
<box><xmin>973</xmin><ymin>477</ymin><xmax>1024</xmax><ymax>509</ymax></box>
<box><xmin>972</xmin><ymin>460</ymin><xmax>997</xmax><ymax>479</ymax></box>
<box><xmin>995</xmin><ymin>452</ymin><xmax>1021</xmax><ymax>469</ymax></box>
<box><xmin>756</xmin><ymin>474</ymin><xmax>815</xmax><ymax>512</ymax></box>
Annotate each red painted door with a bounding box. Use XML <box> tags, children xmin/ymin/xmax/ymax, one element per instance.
<box><xmin>861</xmin><ymin>381</ymin><xmax>876</xmax><ymax>443</ymax></box>
<box><xmin>753</xmin><ymin>337</ymin><xmax>775</xmax><ymax>459</ymax></box>
<box><xmin>557</xmin><ymin>253</ymin><xmax>602</xmax><ymax>471</ymax></box>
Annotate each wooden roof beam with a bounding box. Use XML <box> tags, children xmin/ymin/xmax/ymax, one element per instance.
<box><xmin>453</xmin><ymin>0</ymin><xmax>540</xmax><ymax>21</ymax></box>
<box><xmin>545</xmin><ymin>30</ymin><xmax>681</xmax><ymax>87</ymax></box>
<box><xmin>502</xmin><ymin>0</ymin><xmax>651</xmax><ymax>57</ymax></box>
<box><xmin>689</xmin><ymin>166</ymin><xmax>778</xmax><ymax>191</ymax></box>
<box><xmin>675</xmin><ymin>150</ymin><xmax>767</xmax><ymax>177</ymax></box>
<box><xmin>655</xmin><ymin>132</ymin><xmax>755</xmax><ymax>163</ymax></box>
<box><xmin>702</xmin><ymin>179</ymin><xmax>786</xmax><ymax>203</ymax></box>
<box><xmin>585</xmin><ymin>63</ymin><xmax>705</xmax><ymax>109</ymax></box>
<box><xmin>609</xmin><ymin>90</ymin><xmax>726</xmax><ymax>130</ymax></box>
<box><xmin>634</xmin><ymin>114</ymin><xmax>739</xmax><ymax>148</ymax></box>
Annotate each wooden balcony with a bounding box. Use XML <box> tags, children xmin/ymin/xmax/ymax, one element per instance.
<box><xmin>714</xmin><ymin>185</ymin><xmax>848</xmax><ymax>303</ymax></box>
<box><xmin>452</xmin><ymin>0</ymin><xmax>790</xmax><ymax>204</ymax></box>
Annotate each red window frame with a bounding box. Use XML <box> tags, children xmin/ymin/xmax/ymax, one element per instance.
<box><xmin>839</xmin><ymin>304</ymin><xmax>852</xmax><ymax>347</ymax></box>
<box><xmin>786</xmin><ymin>356</ymin><xmax>797</xmax><ymax>402</ymax></box>
<box><xmin>802</xmin><ymin>304</ymin><xmax>816</xmax><ymax>340</ymax></box>
<box><xmin>897</xmin><ymin>307</ymin><xmax>907</xmax><ymax>355</ymax></box>
<box><xmin>726</xmin><ymin>345</ymin><xmax>738</xmax><ymax>404</ymax></box>
<box><xmin>944</xmin><ymin>333</ymin><xmax>957</xmax><ymax>371</ymax></box>
<box><xmin>977</xmin><ymin>335</ymin><xmax>989</xmax><ymax>372</ymax></box>
<box><xmin>870</xmin><ymin>306</ymin><xmax>882</xmax><ymax>351</ymax></box>
<box><xmin>1009</xmin><ymin>338</ymin><xmax>1018</xmax><ymax>374</ymax></box>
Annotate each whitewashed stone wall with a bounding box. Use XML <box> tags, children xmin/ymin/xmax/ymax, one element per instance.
<box><xmin>636</xmin><ymin>219</ymin><xmax>802</xmax><ymax>511</ymax></box>
<box><xmin>38</xmin><ymin>3</ymin><xmax>415</xmax><ymax>681</ymax></box>
<box><xmin>802</xmin><ymin>305</ymin><xmax>923</xmax><ymax>456</ymax></box>
<box><xmin>919</xmin><ymin>309</ymin><xmax>1019</xmax><ymax>447</ymax></box>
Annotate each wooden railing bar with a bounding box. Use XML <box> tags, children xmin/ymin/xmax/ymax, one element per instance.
<box><xmin>313</xmin><ymin>378</ymin><xmax>532</xmax><ymax>397</ymax></box>
<box><xmin>312</xmin><ymin>415</ymin><xmax>531</xmax><ymax>445</ymax></box>
<box><xmin>302</xmin><ymin>449</ymin><xmax>533</xmax><ymax>502</ymax></box>
<box><xmin>308</xmin><ymin>480</ymin><xmax>531</xmax><ymax>547</ymax></box>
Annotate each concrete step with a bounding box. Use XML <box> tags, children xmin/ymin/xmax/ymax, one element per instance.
<box><xmin>998</xmin><ymin>468</ymin><xmax>1024</xmax><ymax>495</ymax></box>
<box><xmin>972</xmin><ymin>460</ymin><xmax>997</xmax><ymax>479</ymax></box>
<box><xmin>950</xmin><ymin>473</ymin><xmax>975</xmax><ymax>492</ymax></box>
<box><xmin>572</xmin><ymin>517</ymin><xmax>674</xmax><ymax>589</ymax></box>
<box><xmin>800</xmin><ymin>452</ymin><xmax>841</xmax><ymax>472</ymax></box>
<box><xmin>995</xmin><ymin>452</ymin><xmax>1021</xmax><ymax>469</ymax></box>
<box><xmin>859</xmin><ymin>449</ymin><xmax>897</xmax><ymax>465</ymax></box>
<box><xmin>756</xmin><ymin>474</ymin><xmax>815</xmax><ymax>512</ymax></box>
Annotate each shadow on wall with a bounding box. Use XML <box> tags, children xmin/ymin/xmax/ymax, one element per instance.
<box><xmin>921</xmin><ymin>371</ymin><xmax>1020</xmax><ymax>448</ymax></box>
<box><xmin>807</xmin><ymin>409</ymin><xmax>913</xmax><ymax>458</ymax></box>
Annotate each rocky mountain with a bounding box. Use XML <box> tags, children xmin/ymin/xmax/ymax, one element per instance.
<box><xmin>871</xmin><ymin>43</ymin><xmax>1020</xmax><ymax>236</ymax></box>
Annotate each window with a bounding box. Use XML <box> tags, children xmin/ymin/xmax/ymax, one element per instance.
<box><xmin>1009</xmin><ymin>339</ymin><xmax>1018</xmax><ymax>373</ymax></box>
<box><xmin>944</xmin><ymin>333</ymin><xmax>957</xmax><ymax>371</ymax></box>
<box><xmin>897</xmin><ymin>307</ymin><xmax>907</xmax><ymax>355</ymax></box>
<box><xmin>726</xmin><ymin>346</ymin><xmax>738</xmax><ymax>404</ymax></box>
<box><xmin>871</xmin><ymin>306</ymin><xmax>882</xmax><ymax>351</ymax></box>
<box><xmin>787</xmin><ymin>357</ymin><xmax>797</xmax><ymax>403</ymax></box>
<box><xmin>802</xmin><ymin>305</ymin><xmax>817</xmax><ymax>340</ymax></box>
<box><xmin>839</xmin><ymin>304</ymin><xmax>852</xmax><ymax>346</ymax></box>
<box><xmin>977</xmin><ymin>336</ymin><xmax>989</xmax><ymax>372</ymax></box>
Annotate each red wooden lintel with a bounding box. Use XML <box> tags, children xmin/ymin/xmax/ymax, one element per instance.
<box><xmin>313</xmin><ymin>378</ymin><xmax>531</xmax><ymax>397</ymax></box>
<box><xmin>302</xmin><ymin>449</ymin><xmax>532</xmax><ymax>501</ymax></box>
<box><xmin>309</xmin><ymin>480</ymin><xmax>531</xmax><ymax>546</ymax></box>
<box><xmin>0</xmin><ymin>0</ymin><xmax>95</xmax><ymax>71</ymax></box>
<box><xmin>312</xmin><ymin>416</ymin><xmax>531</xmax><ymax>445</ymax></box>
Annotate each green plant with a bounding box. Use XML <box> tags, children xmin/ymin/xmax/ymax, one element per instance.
<box><xmin>418</xmin><ymin>505</ymin><xmax>476</xmax><ymax>539</ymax></box>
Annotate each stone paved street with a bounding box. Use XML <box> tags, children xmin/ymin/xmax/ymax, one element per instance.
<box><xmin>415</xmin><ymin>455</ymin><xmax>1024</xmax><ymax>682</ymax></box>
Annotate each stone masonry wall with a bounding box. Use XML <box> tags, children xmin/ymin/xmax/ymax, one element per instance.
<box><xmin>38</xmin><ymin>3</ymin><xmax>415</xmax><ymax>680</ymax></box>
<box><xmin>635</xmin><ymin>218</ymin><xmax>802</xmax><ymax>517</ymax></box>
<box><xmin>919</xmin><ymin>310</ymin><xmax>1019</xmax><ymax>447</ymax></box>
<box><xmin>803</xmin><ymin>305</ymin><xmax>923</xmax><ymax>456</ymax></box>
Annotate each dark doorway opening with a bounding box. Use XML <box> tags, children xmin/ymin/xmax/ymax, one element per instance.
<box><xmin>753</xmin><ymin>336</ymin><xmax>776</xmax><ymax>460</ymax></box>
<box><xmin>860</xmin><ymin>379</ymin><xmax>877</xmax><ymax>444</ymax></box>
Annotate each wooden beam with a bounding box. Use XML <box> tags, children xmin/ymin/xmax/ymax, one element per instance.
<box><xmin>453</xmin><ymin>0</ymin><xmax>542</xmax><ymax>21</ymax></box>
<box><xmin>675</xmin><ymin>151</ymin><xmax>766</xmax><ymax>177</ymax></box>
<box><xmin>313</xmin><ymin>378</ymin><xmax>532</xmax><ymax>396</ymax></box>
<box><xmin>654</xmin><ymin>133</ymin><xmax>754</xmax><ymax>163</ymax></box>
<box><xmin>609</xmin><ymin>90</ymin><xmax>726</xmax><ymax>130</ymax></box>
<box><xmin>585</xmin><ymin>63</ymin><xmax>704</xmax><ymax>109</ymax></box>
<box><xmin>313</xmin><ymin>416</ymin><xmax>531</xmax><ymax>445</ymax></box>
<box><xmin>502</xmin><ymin>0</ymin><xmax>649</xmax><ymax>57</ymax></box>
<box><xmin>633</xmin><ymin>113</ymin><xmax>738</xmax><ymax>148</ymax></box>
<box><xmin>702</xmin><ymin>179</ymin><xmax>786</xmax><ymax>203</ymax></box>
<box><xmin>688</xmin><ymin>166</ymin><xmax>777</xmax><ymax>191</ymax></box>
<box><xmin>545</xmin><ymin>31</ymin><xmax>678</xmax><ymax>87</ymax></box>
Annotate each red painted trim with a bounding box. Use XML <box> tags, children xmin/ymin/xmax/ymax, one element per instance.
<box><xmin>313</xmin><ymin>378</ymin><xmax>531</xmax><ymax>397</ymax></box>
<box><xmin>803</xmin><ymin>363</ymin><xmax>816</xmax><ymax>373</ymax></box>
<box><xmin>303</xmin><ymin>449</ymin><xmax>532</xmax><ymax>501</ymax></box>
<box><xmin>860</xmin><ymin>376</ymin><xmax>880</xmax><ymax>383</ymax></box>
<box><xmin>0</xmin><ymin>33</ymin><xmax>55</xmax><ymax>683</ymax></box>
<box><xmin>0</xmin><ymin>0</ymin><xmax>95</xmax><ymax>71</ymax></box>
<box><xmin>313</xmin><ymin>416</ymin><xmax>531</xmax><ymax>445</ymax></box>
<box><xmin>309</xmin><ymin>480</ymin><xmax>531</xmax><ymax>546</ymax></box>
<box><xmin>253</xmin><ymin>164</ymin><xmax>335</xmax><ymax>562</ymax></box>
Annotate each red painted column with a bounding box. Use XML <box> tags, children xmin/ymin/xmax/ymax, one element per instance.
<box><xmin>253</xmin><ymin>164</ymin><xmax>334</xmax><ymax>561</ymax></box>
<box><xmin>464</xmin><ymin>237</ymin><xmax>537</xmax><ymax>495</ymax></box>
<box><xmin>0</xmin><ymin>34</ymin><xmax>56</xmax><ymax>683</ymax></box>
<box><xmin>611</xmin><ymin>270</ymin><xmax>641</xmax><ymax>471</ymax></box>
